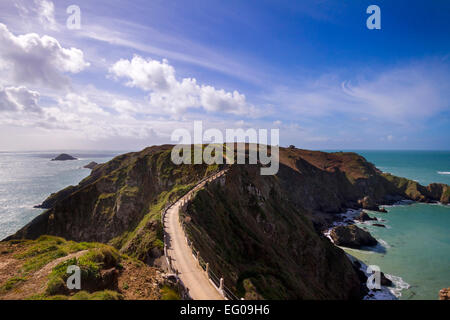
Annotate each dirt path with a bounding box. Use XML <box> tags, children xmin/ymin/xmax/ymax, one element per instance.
<box><xmin>164</xmin><ymin>171</ymin><xmax>226</xmax><ymax>300</ymax></box>
<box><xmin>1</xmin><ymin>250</ymin><xmax>88</xmax><ymax>299</ymax></box>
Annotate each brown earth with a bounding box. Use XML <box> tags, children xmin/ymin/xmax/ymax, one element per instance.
<box><xmin>2</xmin><ymin>145</ymin><xmax>449</xmax><ymax>300</ymax></box>
<box><xmin>0</xmin><ymin>241</ymin><xmax>163</xmax><ymax>300</ymax></box>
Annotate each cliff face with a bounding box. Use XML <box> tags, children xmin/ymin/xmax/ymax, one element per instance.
<box><xmin>183</xmin><ymin>164</ymin><xmax>364</xmax><ymax>299</ymax></box>
<box><xmin>5</xmin><ymin>145</ymin><xmax>217</xmax><ymax>261</ymax></box>
<box><xmin>4</xmin><ymin>145</ymin><xmax>449</xmax><ymax>299</ymax></box>
<box><xmin>178</xmin><ymin>148</ymin><xmax>449</xmax><ymax>299</ymax></box>
<box><xmin>279</xmin><ymin>149</ymin><xmax>449</xmax><ymax>210</ymax></box>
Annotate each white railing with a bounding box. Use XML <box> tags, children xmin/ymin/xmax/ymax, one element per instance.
<box><xmin>160</xmin><ymin>169</ymin><xmax>240</xmax><ymax>300</ymax></box>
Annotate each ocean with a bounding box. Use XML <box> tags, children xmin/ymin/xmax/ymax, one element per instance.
<box><xmin>0</xmin><ymin>150</ymin><xmax>449</xmax><ymax>299</ymax></box>
<box><xmin>0</xmin><ymin>151</ymin><xmax>120</xmax><ymax>241</ymax></box>
<box><xmin>344</xmin><ymin>150</ymin><xmax>450</xmax><ymax>300</ymax></box>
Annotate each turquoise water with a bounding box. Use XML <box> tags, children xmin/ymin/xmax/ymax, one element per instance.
<box><xmin>0</xmin><ymin>152</ymin><xmax>119</xmax><ymax>240</ymax></box>
<box><xmin>0</xmin><ymin>150</ymin><xmax>448</xmax><ymax>299</ymax></box>
<box><xmin>357</xmin><ymin>150</ymin><xmax>450</xmax><ymax>186</ymax></box>
<box><xmin>345</xmin><ymin>204</ymin><xmax>450</xmax><ymax>300</ymax></box>
<box><xmin>342</xmin><ymin>151</ymin><xmax>450</xmax><ymax>300</ymax></box>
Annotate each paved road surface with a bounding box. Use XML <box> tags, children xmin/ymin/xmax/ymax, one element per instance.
<box><xmin>164</xmin><ymin>172</ymin><xmax>226</xmax><ymax>300</ymax></box>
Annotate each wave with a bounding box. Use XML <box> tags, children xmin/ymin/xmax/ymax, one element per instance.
<box><xmin>377</xmin><ymin>238</ymin><xmax>391</xmax><ymax>249</ymax></box>
<box><xmin>437</xmin><ymin>171</ymin><xmax>450</xmax><ymax>175</ymax></box>
<box><xmin>346</xmin><ymin>255</ymin><xmax>410</xmax><ymax>300</ymax></box>
<box><xmin>385</xmin><ymin>274</ymin><xmax>411</xmax><ymax>298</ymax></box>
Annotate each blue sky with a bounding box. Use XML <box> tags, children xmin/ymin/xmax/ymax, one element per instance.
<box><xmin>0</xmin><ymin>0</ymin><xmax>449</xmax><ymax>150</ymax></box>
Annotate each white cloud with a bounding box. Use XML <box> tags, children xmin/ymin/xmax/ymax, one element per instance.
<box><xmin>109</xmin><ymin>55</ymin><xmax>254</xmax><ymax>115</ymax></box>
<box><xmin>266</xmin><ymin>62</ymin><xmax>450</xmax><ymax>124</ymax></box>
<box><xmin>57</xmin><ymin>93</ymin><xmax>108</xmax><ymax>115</ymax></box>
<box><xmin>35</xmin><ymin>0</ymin><xmax>57</xmax><ymax>30</ymax></box>
<box><xmin>0</xmin><ymin>86</ymin><xmax>42</xmax><ymax>113</ymax></box>
<box><xmin>0</xmin><ymin>23</ymin><xmax>89</xmax><ymax>90</ymax></box>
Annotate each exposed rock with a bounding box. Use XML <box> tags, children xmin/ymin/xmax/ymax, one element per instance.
<box><xmin>357</xmin><ymin>196</ymin><xmax>378</xmax><ymax>210</ymax></box>
<box><xmin>351</xmin><ymin>260</ymin><xmax>369</xmax><ymax>297</ymax></box>
<box><xmin>34</xmin><ymin>186</ymin><xmax>78</xmax><ymax>209</ymax></box>
<box><xmin>439</xmin><ymin>287</ymin><xmax>450</xmax><ymax>300</ymax></box>
<box><xmin>356</xmin><ymin>211</ymin><xmax>377</xmax><ymax>222</ymax></box>
<box><xmin>99</xmin><ymin>267</ymin><xmax>119</xmax><ymax>290</ymax></box>
<box><xmin>378</xmin><ymin>207</ymin><xmax>388</xmax><ymax>213</ymax></box>
<box><xmin>427</xmin><ymin>184</ymin><xmax>450</xmax><ymax>204</ymax></box>
<box><xmin>373</xmin><ymin>223</ymin><xmax>386</xmax><ymax>228</ymax></box>
<box><xmin>330</xmin><ymin>225</ymin><xmax>378</xmax><ymax>248</ymax></box>
<box><xmin>380</xmin><ymin>272</ymin><xmax>393</xmax><ymax>287</ymax></box>
<box><xmin>84</xmin><ymin>161</ymin><xmax>98</xmax><ymax>170</ymax></box>
<box><xmin>185</xmin><ymin>164</ymin><xmax>366</xmax><ymax>299</ymax></box>
<box><xmin>51</xmin><ymin>153</ymin><xmax>77</xmax><ymax>161</ymax></box>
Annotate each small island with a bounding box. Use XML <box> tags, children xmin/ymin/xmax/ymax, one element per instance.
<box><xmin>51</xmin><ymin>153</ymin><xmax>78</xmax><ymax>161</ymax></box>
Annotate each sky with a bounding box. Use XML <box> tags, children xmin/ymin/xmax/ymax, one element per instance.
<box><xmin>0</xmin><ymin>0</ymin><xmax>449</xmax><ymax>151</ymax></box>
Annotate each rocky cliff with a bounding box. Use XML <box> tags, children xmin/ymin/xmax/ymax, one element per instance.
<box><xmin>179</xmin><ymin>148</ymin><xmax>448</xmax><ymax>299</ymax></box>
<box><xmin>7</xmin><ymin>145</ymin><xmax>219</xmax><ymax>262</ymax></box>
<box><xmin>4</xmin><ymin>145</ymin><xmax>449</xmax><ymax>299</ymax></box>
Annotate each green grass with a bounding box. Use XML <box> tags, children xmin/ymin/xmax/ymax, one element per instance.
<box><xmin>46</xmin><ymin>246</ymin><xmax>122</xmax><ymax>295</ymax></box>
<box><xmin>70</xmin><ymin>290</ymin><xmax>123</xmax><ymax>300</ymax></box>
<box><xmin>160</xmin><ymin>285</ymin><xmax>180</xmax><ymax>300</ymax></box>
<box><xmin>113</xmin><ymin>182</ymin><xmax>195</xmax><ymax>260</ymax></box>
<box><xmin>14</xmin><ymin>236</ymin><xmax>99</xmax><ymax>275</ymax></box>
<box><xmin>0</xmin><ymin>276</ymin><xmax>27</xmax><ymax>292</ymax></box>
<box><xmin>0</xmin><ymin>236</ymin><xmax>117</xmax><ymax>297</ymax></box>
<box><xmin>28</xmin><ymin>290</ymin><xmax>123</xmax><ymax>300</ymax></box>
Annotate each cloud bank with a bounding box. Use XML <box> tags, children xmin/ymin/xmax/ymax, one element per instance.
<box><xmin>109</xmin><ymin>55</ymin><xmax>254</xmax><ymax>115</ymax></box>
<box><xmin>0</xmin><ymin>23</ymin><xmax>89</xmax><ymax>90</ymax></box>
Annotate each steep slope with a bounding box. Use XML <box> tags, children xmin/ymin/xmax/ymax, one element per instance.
<box><xmin>270</xmin><ymin>148</ymin><xmax>448</xmax><ymax>229</ymax></box>
<box><xmin>6</xmin><ymin>145</ymin><xmax>221</xmax><ymax>262</ymax></box>
<box><xmin>182</xmin><ymin>164</ymin><xmax>364</xmax><ymax>299</ymax></box>
<box><xmin>3</xmin><ymin>145</ymin><xmax>449</xmax><ymax>300</ymax></box>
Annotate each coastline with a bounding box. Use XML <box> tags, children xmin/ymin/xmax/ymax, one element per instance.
<box><xmin>1</xmin><ymin>149</ymin><xmax>449</xmax><ymax>300</ymax></box>
<box><xmin>324</xmin><ymin>200</ymin><xmax>450</xmax><ymax>300</ymax></box>
<box><xmin>323</xmin><ymin>207</ymin><xmax>409</xmax><ymax>300</ymax></box>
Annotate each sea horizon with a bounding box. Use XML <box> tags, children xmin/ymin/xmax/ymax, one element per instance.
<box><xmin>0</xmin><ymin>149</ymin><xmax>448</xmax><ymax>300</ymax></box>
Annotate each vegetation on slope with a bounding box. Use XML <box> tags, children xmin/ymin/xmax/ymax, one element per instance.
<box><xmin>0</xmin><ymin>236</ymin><xmax>164</xmax><ymax>300</ymax></box>
<box><xmin>6</xmin><ymin>146</ymin><xmax>222</xmax><ymax>263</ymax></box>
<box><xmin>3</xmin><ymin>145</ymin><xmax>449</xmax><ymax>300</ymax></box>
<box><xmin>182</xmin><ymin>164</ymin><xmax>364</xmax><ymax>299</ymax></box>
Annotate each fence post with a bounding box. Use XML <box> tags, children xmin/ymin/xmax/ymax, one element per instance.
<box><xmin>168</xmin><ymin>255</ymin><xmax>172</xmax><ymax>272</ymax></box>
<box><xmin>219</xmin><ymin>278</ymin><xmax>224</xmax><ymax>292</ymax></box>
<box><xmin>196</xmin><ymin>251</ymin><xmax>200</xmax><ymax>261</ymax></box>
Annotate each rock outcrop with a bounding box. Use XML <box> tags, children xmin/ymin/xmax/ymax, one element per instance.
<box><xmin>84</xmin><ymin>161</ymin><xmax>98</xmax><ymax>170</ymax></box>
<box><xmin>439</xmin><ymin>288</ymin><xmax>450</xmax><ymax>300</ymax></box>
<box><xmin>373</xmin><ymin>223</ymin><xmax>386</xmax><ymax>228</ymax></box>
<box><xmin>380</xmin><ymin>272</ymin><xmax>393</xmax><ymax>287</ymax></box>
<box><xmin>51</xmin><ymin>153</ymin><xmax>77</xmax><ymax>161</ymax></box>
<box><xmin>356</xmin><ymin>212</ymin><xmax>377</xmax><ymax>222</ymax></box>
<box><xmin>330</xmin><ymin>225</ymin><xmax>378</xmax><ymax>248</ymax></box>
